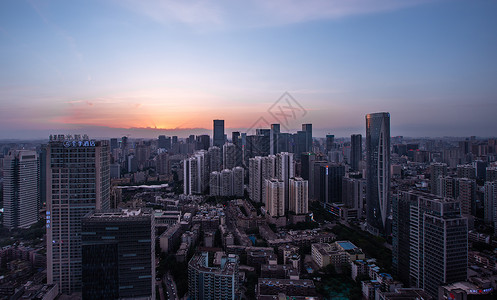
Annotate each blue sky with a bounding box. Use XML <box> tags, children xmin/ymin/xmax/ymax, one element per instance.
<box><xmin>0</xmin><ymin>0</ymin><xmax>496</xmax><ymax>139</ymax></box>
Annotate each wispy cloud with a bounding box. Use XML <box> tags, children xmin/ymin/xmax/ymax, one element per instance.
<box><xmin>117</xmin><ymin>0</ymin><xmax>432</xmax><ymax>30</ymax></box>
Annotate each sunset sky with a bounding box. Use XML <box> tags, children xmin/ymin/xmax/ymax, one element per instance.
<box><xmin>1</xmin><ymin>0</ymin><xmax>496</xmax><ymax>139</ymax></box>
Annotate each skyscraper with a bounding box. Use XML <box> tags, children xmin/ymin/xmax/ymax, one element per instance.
<box><xmin>350</xmin><ymin>134</ymin><xmax>362</xmax><ymax>171</ymax></box>
<box><xmin>392</xmin><ymin>191</ymin><xmax>467</xmax><ymax>298</ymax></box>
<box><xmin>81</xmin><ymin>208</ymin><xmax>155</xmax><ymax>300</ymax></box>
<box><xmin>220</xmin><ymin>169</ymin><xmax>233</xmax><ymax>196</ymax></box>
<box><xmin>302</xmin><ymin>124</ymin><xmax>312</xmax><ymax>152</ymax></box>
<box><xmin>318</xmin><ymin>164</ymin><xmax>345</xmax><ymax>207</ymax></box>
<box><xmin>3</xmin><ymin>150</ymin><xmax>39</xmax><ymax>230</ymax></box>
<box><xmin>249</xmin><ymin>157</ymin><xmax>263</xmax><ymax>202</ymax></box>
<box><xmin>213</xmin><ymin>120</ymin><xmax>225</xmax><ymax>148</ymax></box>
<box><xmin>209</xmin><ymin>146</ymin><xmax>222</xmax><ymax>172</ymax></box>
<box><xmin>366</xmin><ymin>112</ymin><xmax>391</xmax><ymax>235</ymax></box>
<box><xmin>276</xmin><ymin>152</ymin><xmax>294</xmax><ymax>211</ymax></box>
<box><xmin>46</xmin><ymin>135</ymin><xmax>110</xmax><ymax>294</ymax></box>
<box><xmin>325</xmin><ymin>135</ymin><xmax>335</xmax><ymax>153</ymax></box>
<box><xmin>270</xmin><ymin>124</ymin><xmax>280</xmax><ymax>155</ymax></box>
<box><xmin>484</xmin><ymin>181</ymin><xmax>497</xmax><ymax>234</ymax></box>
<box><xmin>184</xmin><ymin>150</ymin><xmax>208</xmax><ymax>195</ymax></box>
<box><xmin>233</xmin><ymin>166</ymin><xmax>244</xmax><ymax>197</ymax></box>
<box><xmin>196</xmin><ymin>134</ymin><xmax>210</xmax><ymax>151</ymax></box>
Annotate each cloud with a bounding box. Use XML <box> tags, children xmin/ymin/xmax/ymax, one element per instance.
<box><xmin>117</xmin><ymin>0</ymin><xmax>432</xmax><ymax>30</ymax></box>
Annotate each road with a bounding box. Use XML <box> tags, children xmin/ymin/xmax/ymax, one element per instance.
<box><xmin>164</xmin><ymin>271</ymin><xmax>179</xmax><ymax>300</ymax></box>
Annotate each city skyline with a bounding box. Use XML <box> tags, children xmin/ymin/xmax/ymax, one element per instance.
<box><xmin>1</xmin><ymin>0</ymin><xmax>497</xmax><ymax>139</ymax></box>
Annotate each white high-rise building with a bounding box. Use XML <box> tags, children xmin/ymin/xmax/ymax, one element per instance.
<box><xmin>184</xmin><ymin>151</ymin><xmax>208</xmax><ymax>195</ymax></box>
<box><xmin>46</xmin><ymin>135</ymin><xmax>110</xmax><ymax>294</ymax></box>
<box><xmin>261</xmin><ymin>155</ymin><xmax>276</xmax><ymax>205</ymax></box>
<box><xmin>221</xmin><ymin>169</ymin><xmax>233</xmax><ymax>196</ymax></box>
<box><xmin>265</xmin><ymin>179</ymin><xmax>285</xmax><ymax>217</ymax></box>
<box><xmin>289</xmin><ymin>177</ymin><xmax>308</xmax><ymax>215</ymax></box>
<box><xmin>3</xmin><ymin>150</ymin><xmax>39</xmax><ymax>230</ymax></box>
<box><xmin>276</xmin><ymin>152</ymin><xmax>294</xmax><ymax>212</ymax></box>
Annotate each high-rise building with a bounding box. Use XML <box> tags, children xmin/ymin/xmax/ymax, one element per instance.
<box><xmin>276</xmin><ymin>152</ymin><xmax>294</xmax><ymax>211</ymax></box>
<box><xmin>184</xmin><ymin>151</ymin><xmax>208</xmax><ymax>195</ymax></box>
<box><xmin>289</xmin><ymin>177</ymin><xmax>308</xmax><ymax>215</ymax></box>
<box><xmin>326</xmin><ymin>135</ymin><xmax>335</xmax><ymax>153</ymax></box>
<box><xmin>188</xmin><ymin>252</ymin><xmax>239</xmax><ymax>300</ymax></box>
<box><xmin>430</xmin><ymin>163</ymin><xmax>448</xmax><ymax>195</ymax></box>
<box><xmin>455</xmin><ymin>178</ymin><xmax>477</xmax><ymax>216</ymax></box>
<box><xmin>110</xmin><ymin>138</ymin><xmax>119</xmax><ymax>151</ymax></box>
<box><xmin>484</xmin><ymin>181</ymin><xmax>497</xmax><ymax>228</ymax></box>
<box><xmin>342</xmin><ymin>177</ymin><xmax>366</xmax><ymax>218</ymax></box>
<box><xmin>302</xmin><ymin>124</ymin><xmax>312</xmax><ymax>152</ymax></box>
<box><xmin>233</xmin><ymin>166</ymin><xmax>244</xmax><ymax>197</ymax></box>
<box><xmin>220</xmin><ymin>169</ymin><xmax>233</xmax><ymax>197</ymax></box>
<box><xmin>318</xmin><ymin>164</ymin><xmax>345</xmax><ymax>207</ymax></box>
<box><xmin>270</xmin><ymin>124</ymin><xmax>280</xmax><ymax>155</ymax></box>
<box><xmin>3</xmin><ymin>150</ymin><xmax>39</xmax><ymax>230</ymax></box>
<box><xmin>438</xmin><ymin>176</ymin><xmax>456</xmax><ymax>198</ymax></box>
<box><xmin>210</xmin><ymin>171</ymin><xmax>221</xmax><ymax>196</ymax></box>
<box><xmin>209</xmin><ymin>146</ymin><xmax>222</xmax><ymax>172</ymax></box>
<box><xmin>366</xmin><ymin>112</ymin><xmax>391</xmax><ymax>235</ymax></box>
<box><xmin>223</xmin><ymin>143</ymin><xmax>236</xmax><ymax>170</ymax></box>
<box><xmin>249</xmin><ymin>157</ymin><xmax>263</xmax><ymax>203</ymax></box>
<box><xmin>486</xmin><ymin>167</ymin><xmax>497</xmax><ymax>182</ymax></box>
<box><xmin>81</xmin><ymin>208</ymin><xmax>155</xmax><ymax>300</ymax></box>
<box><xmin>213</xmin><ymin>120</ymin><xmax>225</xmax><ymax>148</ymax></box>
<box><xmin>350</xmin><ymin>134</ymin><xmax>362</xmax><ymax>171</ymax></box>
<box><xmin>231</xmin><ymin>131</ymin><xmax>242</xmax><ymax>167</ymax></box>
<box><xmin>46</xmin><ymin>135</ymin><xmax>110</xmax><ymax>294</ymax></box>
<box><xmin>392</xmin><ymin>191</ymin><xmax>467</xmax><ymax>298</ymax></box>
<box><xmin>457</xmin><ymin>164</ymin><xmax>475</xmax><ymax>179</ymax></box>
<box><xmin>265</xmin><ymin>179</ymin><xmax>285</xmax><ymax>217</ymax></box>
<box><xmin>196</xmin><ymin>134</ymin><xmax>210</xmax><ymax>151</ymax></box>
<box><xmin>311</xmin><ymin>161</ymin><xmax>328</xmax><ymax>201</ymax></box>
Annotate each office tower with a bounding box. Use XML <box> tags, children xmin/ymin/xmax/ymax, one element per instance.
<box><xmin>295</xmin><ymin>131</ymin><xmax>307</xmax><ymax>155</ymax></box>
<box><xmin>249</xmin><ymin>157</ymin><xmax>263</xmax><ymax>202</ymax></box>
<box><xmin>213</xmin><ymin>120</ymin><xmax>225</xmax><ymax>148</ymax></box>
<box><xmin>233</xmin><ymin>166</ymin><xmax>244</xmax><ymax>197</ymax></box>
<box><xmin>430</xmin><ymin>163</ymin><xmax>448</xmax><ymax>195</ymax></box>
<box><xmin>366</xmin><ymin>112</ymin><xmax>391</xmax><ymax>235</ymax></box>
<box><xmin>220</xmin><ymin>169</ymin><xmax>233</xmax><ymax>196</ymax></box>
<box><xmin>223</xmin><ymin>143</ymin><xmax>236</xmax><ymax>170</ymax></box>
<box><xmin>318</xmin><ymin>164</ymin><xmax>345</xmax><ymax>207</ymax></box>
<box><xmin>209</xmin><ymin>146</ymin><xmax>222</xmax><ymax>172</ymax></box>
<box><xmin>457</xmin><ymin>164</ymin><xmax>475</xmax><ymax>179</ymax></box>
<box><xmin>484</xmin><ymin>181</ymin><xmax>497</xmax><ymax>228</ymax></box>
<box><xmin>172</xmin><ymin>136</ymin><xmax>178</xmax><ymax>145</ymax></box>
<box><xmin>184</xmin><ymin>151</ymin><xmax>208</xmax><ymax>195</ymax></box>
<box><xmin>311</xmin><ymin>161</ymin><xmax>328</xmax><ymax>201</ymax></box>
<box><xmin>110</xmin><ymin>138</ymin><xmax>119</xmax><ymax>151</ymax></box>
<box><xmin>276</xmin><ymin>152</ymin><xmax>294</xmax><ymax>211</ymax></box>
<box><xmin>110</xmin><ymin>163</ymin><xmax>121</xmax><ymax>179</ymax></box>
<box><xmin>3</xmin><ymin>150</ymin><xmax>39</xmax><ymax>230</ymax></box>
<box><xmin>326</xmin><ymin>135</ymin><xmax>335</xmax><ymax>153</ymax></box>
<box><xmin>455</xmin><ymin>178</ymin><xmax>477</xmax><ymax>216</ymax></box>
<box><xmin>188</xmin><ymin>252</ymin><xmax>239</xmax><ymax>300</ymax></box>
<box><xmin>302</xmin><ymin>124</ymin><xmax>312</xmax><ymax>152</ymax></box>
<box><xmin>246</xmin><ymin>132</ymin><xmax>270</xmax><ymax>160</ymax></box>
<box><xmin>342</xmin><ymin>177</ymin><xmax>366</xmax><ymax>218</ymax></box>
<box><xmin>392</xmin><ymin>191</ymin><xmax>467</xmax><ymax>297</ymax></box>
<box><xmin>270</xmin><ymin>124</ymin><xmax>280</xmax><ymax>155</ymax></box>
<box><xmin>127</xmin><ymin>154</ymin><xmax>137</xmax><ymax>173</ymax></box>
<box><xmin>210</xmin><ymin>171</ymin><xmax>221</xmax><ymax>196</ymax></box>
<box><xmin>276</xmin><ymin>133</ymin><xmax>290</xmax><ymax>153</ymax></box>
<box><xmin>289</xmin><ymin>177</ymin><xmax>308</xmax><ymax>215</ymax></box>
<box><xmin>157</xmin><ymin>135</ymin><xmax>167</xmax><ymax>149</ymax></box>
<box><xmin>301</xmin><ymin>152</ymin><xmax>315</xmax><ymax>181</ymax></box>
<box><xmin>46</xmin><ymin>135</ymin><xmax>110</xmax><ymax>294</ymax></box>
<box><xmin>196</xmin><ymin>134</ymin><xmax>210</xmax><ymax>151</ymax></box>
<box><xmin>265</xmin><ymin>179</ymin><xmax>285</xmax><ymax>217</ymax></box>
<box><xmin>350</xmin><ymin>134</ymin><xmax>362</xmax><ymax>171</ymax></box>
<box><xmin>81</xmin><ymin>209</ymin><xmax>155</xmax><ymax>300</ymax></box>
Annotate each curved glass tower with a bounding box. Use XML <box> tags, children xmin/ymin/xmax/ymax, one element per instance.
<box><xmin>366</xmin><ymin>112</ymin><xmax>390</xmax><ymax>235</ymax></box>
